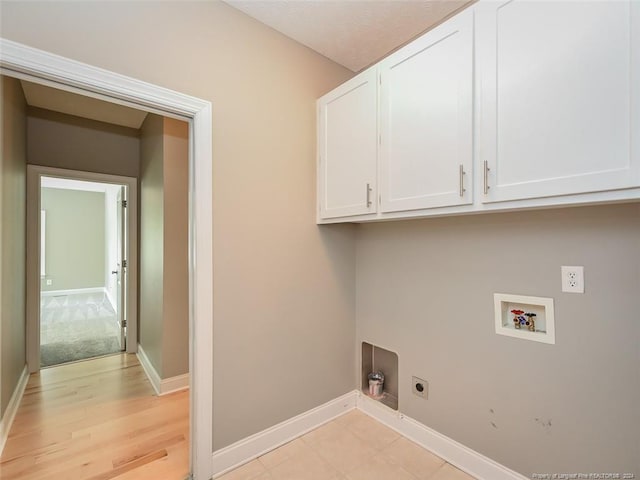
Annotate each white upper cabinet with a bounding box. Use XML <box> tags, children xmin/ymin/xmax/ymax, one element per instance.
<box><xmin>477</xmin><ymin>0</ymin><xmax>640</xmax><ymax>203</ymax></box>
<box><xmin>318</xmin><ymin>68</ymin><xmax>377</xmax><ymax>219</ymax></box>
<box><xmin>317</xmin><ymin>1</ymin><xmax>640</xmax><ymax>224</ymax></box>
<box><xmin>379</xmin><ymin>9</ymin><xmax>474</xmax><ymax>213</ymax></box>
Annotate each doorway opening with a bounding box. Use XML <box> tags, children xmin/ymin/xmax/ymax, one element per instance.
<box><xmin>38</xmin><ymin>176</ymin><xmax>130</xmax><ymax>368</ymax></box>
<box><xmin>1</xmin><ymin>38</ymin><xmax>213</xmax><ymax>480</ymax></box>
<box><xmin>27</xmin><ymin>166</ymin><xmax>138</xmax><ymax>369</ymax></box>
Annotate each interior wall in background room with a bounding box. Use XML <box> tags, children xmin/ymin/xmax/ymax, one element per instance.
<box><xmin>139</xmin><ymin>113</ymin><xmax>189</xmax><ymax>380</ymax></box>
<box><xmin>0</xmin><ymin>75</ymin><xmax>27</xmax><ymax>418</ymax></box>
<box><xmin>0</xmin><ymin>0</ymin><xmax>356</xmax><ymax>450</ymax></box>
<box><xmin>27</xmin><ymin>107</ymin><xmax>140</xmax><ymax>178</ymax></box>
<box><xmin>40</xmin><ymin>187</ymin><xmax>106</xmax><ymax>292</ymax></box>
<box><xmin>356</xmin><ymin>204</ymin><xmax>640</xmax><ymax>477</ymax></box>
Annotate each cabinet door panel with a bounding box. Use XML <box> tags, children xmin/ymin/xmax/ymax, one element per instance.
<box><xmin>380</xmin><ymin>10</ymin><xmax>473</xmax><ymax>213</ymax></box>
<box><xmin>318</xmin><ymin>69</ymin><xmax>377</xmax><ymax>219</ymax></box>
<box><xmin>479</xmin><ymin>0</ymin><xmax>640</xmax><ymax>203</ymax></box>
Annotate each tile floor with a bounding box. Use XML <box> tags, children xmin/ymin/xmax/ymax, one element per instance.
<box><xmin>217</xmin><ymin>409</ymin><xmax>476</xmax><ymax>480</ymax></box>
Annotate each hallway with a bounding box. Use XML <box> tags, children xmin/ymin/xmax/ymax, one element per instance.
<box><xmin>0</xmin><ymin>354</ymin><xmax>189</xmax><ymax>480</ymax></box>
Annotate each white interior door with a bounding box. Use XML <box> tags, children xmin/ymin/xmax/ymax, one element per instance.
<box><xmin>115</xmin><ymin>186</ymin><xmax>127</xmax><ymax>350</ymax></box>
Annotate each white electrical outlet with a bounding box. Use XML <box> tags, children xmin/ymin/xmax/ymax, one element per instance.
<box><xmin>561</xmin><ymin>266</ymin><xmax>584</xmax><ymax>293</ymax></box>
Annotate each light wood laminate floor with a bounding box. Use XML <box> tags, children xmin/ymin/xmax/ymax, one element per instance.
<box><xmin>0</xmin><ymin>354</ymin><xmax>189</xmax><ymax>480</ymax></box>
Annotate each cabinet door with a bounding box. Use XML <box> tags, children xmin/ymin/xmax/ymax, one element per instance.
<box><xmin>318</xmin><ymin>68</ymin><xmax>377</xmax><ymax>219</ymax></box>
<box><xmin>379</xmin><ymin>9</ymin><xmax>473</xmax><ymax>213</ymax></box>
<box><xmin>478</xmin><ymin>0</ymin><xmax>640</xmax><ymax>203</ymax></box>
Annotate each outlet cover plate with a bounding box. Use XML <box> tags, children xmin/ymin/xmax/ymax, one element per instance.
<box><xmin>412</xmin><ymin>376</ymin><xmax>428</xmax><ymax>399</ymax></box>
<box><xmin>561</xmin><ymin>266</ymin><xmax>584</xmax><ymax>293</ymax></box>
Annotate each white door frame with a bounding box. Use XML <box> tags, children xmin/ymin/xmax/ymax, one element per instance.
<box><xmin>27</xmin><ymin>166</ymin><xmax>138</xmax><ymax>364</ymax></box>
<box><xmin>1</xmin><ymin>38</ymin><xmax>214</xmax><ymax>480</ymax></box>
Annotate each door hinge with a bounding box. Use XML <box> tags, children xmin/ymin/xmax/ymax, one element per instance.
<box><xmin>122</xmin><ymin>200</ymin><xmax>128</xmax><ymax>208</ymax></box>
<box><xmin>122</xmin><ymin>320</ymin><xmax>127</xmax><ymax>328</ymax></box>
<box><xmin>122</xmin><ymin>259</ymin><xmax>128</xmax><ymax>268</ymax></box>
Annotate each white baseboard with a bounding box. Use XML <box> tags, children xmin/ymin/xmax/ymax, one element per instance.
<box><xmin>209</xmin><ymin>389</ymin><xmax>526</xmax><ymax>480</ymax></box>
<box><xmin>211</xmin><ymin>391</ymin><xmax>357</xmax><ymax>478</ymax></box>
<box><xmin>0</xmin><ymin>365</ymin><xmax>29</xmax><ymax>456</ymax></box>
<box><xmin>41</xmin><ymin>287</ymin><xmax>105</xmax><ymax>297</ymax></box>
<box><xmin>105</xmin><ymin>289</ymin><xmax>117</xmax><ymax>312</ymax></box>
<box><xmin>136</xmin><ymin>344</ymin><xmax>189</xmax><ymax>396</ymax></box>
<box><xmin>356</xmin><ymin>392</ymin><xmax>527</xmax><ymax>480</ymax></box>
<box><xmin>161</xmin><ymin>373</ymin><xmax>189</xmax><ymax>395</ymax></box>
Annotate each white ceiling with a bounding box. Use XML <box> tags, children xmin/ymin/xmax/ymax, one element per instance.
<box><xmin>224</xmin><ymin>0</ymin><xmax>473</xmax><ymax>72</ymax></box>
<box><xmin>21</xmin><ymin>80</ymin><xmax>148</xmax><ymax>129</ymax></box>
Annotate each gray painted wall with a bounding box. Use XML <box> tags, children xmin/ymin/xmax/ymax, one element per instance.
<box><xmin>0</xmin><ymin>76</ymin><xmax>27</xmax><ymax>417</ymax></box>
<box><xmin>0</xmin><ymin>1</ymin><xmax>356</xmax><ymax>450</ymax></box>
<box><xmin>139</xmin><ymin>114</ymin><xmax>189</xmax><ymax>379</ymax></box>
<box><xmin>356</xmin><ymin>204</ymin><xmax>640</xmax><ymax>477</ymax></box>
<box><xmin>139</xmin><ymin>114</ymin><xmax>165</xmax><ymax>377</ymax></box>
<box><xmin>160</xmin><ymin>117</ymin><xmax>189</xmax><ymax>379</ymax></box>
<box><xmin>27</xmin><ymin>107</ymin><xmax>139</xmax><ymax>178</ymax></box>
<box><xmin>40</xmin><ymin>188</ymin><xmax>106</xmax><ymax>291</ymax></box>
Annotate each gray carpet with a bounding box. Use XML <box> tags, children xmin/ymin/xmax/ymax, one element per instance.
<box><xmin>40</xmin><ymin>337</ymin><xmax>121</xmax><ymax>367</ymax></box>
<box><xmin>40</xmin><ymin>291</ymin><xmax>122</xmax><ymax>368</ymax></box>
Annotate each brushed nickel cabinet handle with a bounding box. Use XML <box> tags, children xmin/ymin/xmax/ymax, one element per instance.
<box><xmin>366</xmin><ymin>183</ymin><xmax>372</xmax><ymax>208</ymax></box>
<box><xmin>459</xmin><ymin>164</ymin><xmax>466</xmax><ymax>197</ymax></box>
<box><xmin>483</xmin><ymin>161</ymin><xmax>490</xmax><ymax>194</ymax></box>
